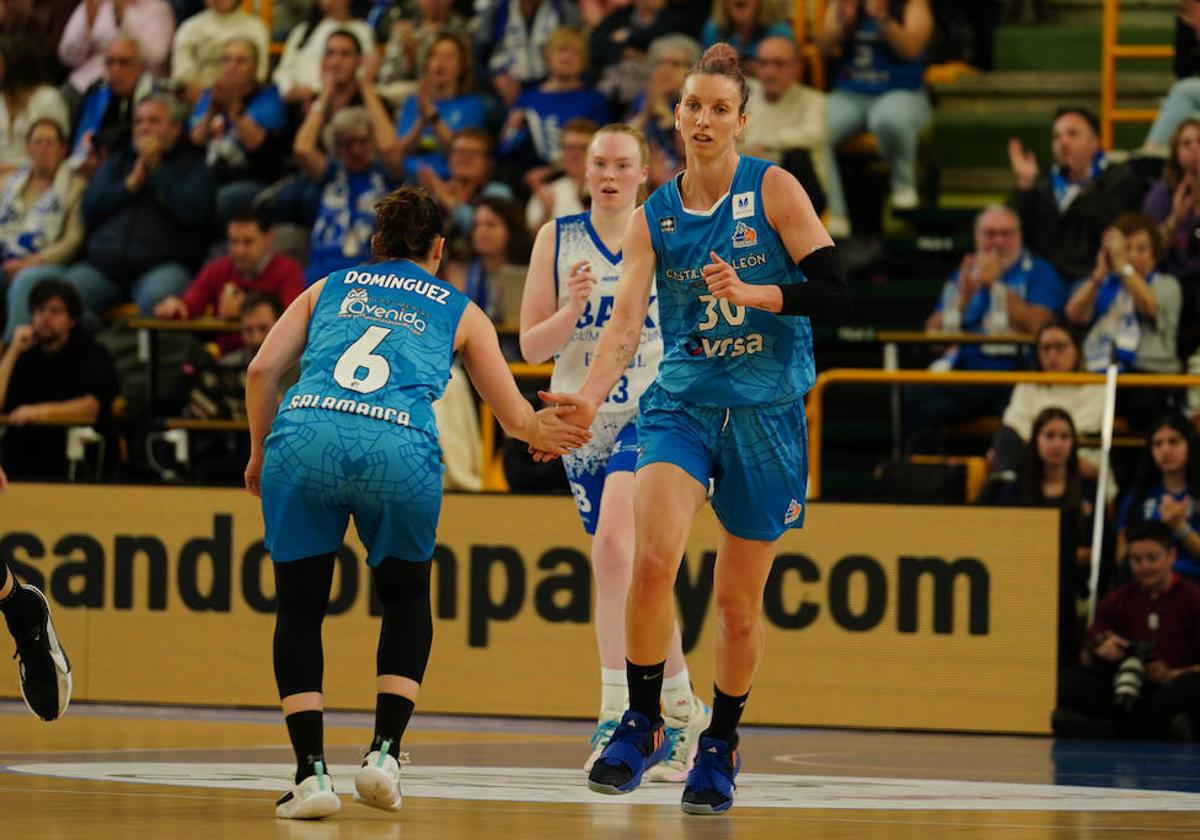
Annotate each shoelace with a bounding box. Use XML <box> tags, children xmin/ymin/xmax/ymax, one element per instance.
<box><xmin>589</xmin><ymin>719</ymin><xmax>619</xmax><ymax>748</ymax></box>
<box><xmin>357</xmin><ymin>745</ymin><xmax>413</xmax><ymax>766</ymax></box>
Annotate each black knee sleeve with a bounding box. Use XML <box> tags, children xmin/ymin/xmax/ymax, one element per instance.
<box><xmin>273</xmin><ymin>553</ymin><xmax>336</xmax><ymax>698</ymax></box>
<box><xmin>372</xmin><ymin>558</ymin><xmax>433</xmax><ymax>683</ymax></box>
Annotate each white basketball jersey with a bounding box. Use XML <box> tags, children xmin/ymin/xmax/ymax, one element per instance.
<box><xmin>550</xmin><ymin>212</ymin><xmax>662</xmax><ymax>413</ymax></box>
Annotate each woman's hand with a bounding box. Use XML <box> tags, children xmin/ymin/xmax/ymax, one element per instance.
<box><xmin>526</xmin><ymin>403</ymin><xmax>592</xmax><ymax>458</ymax></box>
<box><xmin>1159</xmin><ymin>493</ymin><xmax>1191</xmax><ymax>531</ymax></box>
<box><xmin>244</xmin><ymin>450</ymin><xmax>263</xmax><ymax>497</ymax></box>
<box><xmin>565</xmin><ymin>260</ymin><xmax>596</xmax><ymax>314</ymax></box>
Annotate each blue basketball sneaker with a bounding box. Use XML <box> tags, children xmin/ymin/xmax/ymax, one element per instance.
<box><xmin>586</xmin><ymin>710</ymin><xmax>669</xmax><ymax>794</ymax></box>
<box><xmin>680</xmin><ymin>735</ymin><xmax>740</xmax><ymax>815</ymax></box>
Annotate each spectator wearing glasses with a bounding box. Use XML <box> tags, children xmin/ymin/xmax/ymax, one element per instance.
<box><xmin>294</xmin><ymin>105</ymin><xmax>402</xmax><ymax>285</ymax></box>
<box><xmin>58</xmin><ymin>0</ymin><xmax>175</xmax><ymax>102</ymax></box>
<box><xmin>905</xmin><ymin>205</ymin><xmax>1063</xmax><ymax>453</ymax></box>
<box><xmin>525</xmin><ymin>117</ymin><xmax>595</xmax><ymax>234</ymax></box>
<box><xmin>699</xmin><ymin>0</ymin><xmax>794</xmax><ymax>71</ymax></box>
<box><xmin>740</xmin><ymin>34</ymin><xmax>828</xmax><ymax>215</ymax></box>
<box><xmin>188</xmin><ymin>38</ymin><xmax>288</xmax><ymax>223</ymax></box>
<box><xmin>625</xmin><ymin>34</ymin><xmax>698</xmax><ymax>190</ymax></box>
<box><xmin>418</xmin><ymin>127</ymin><xmax>514</xmax><ymax>250</ymax></box>
<box><xmin>991</xmin><ymin>323</ymin><xmax>1107</xmax><ymax>482</ymax></box>
<box><xmin>69</xmin><ymin>34</ymin><xmax>157</xmax><ymax>179</ymax></box>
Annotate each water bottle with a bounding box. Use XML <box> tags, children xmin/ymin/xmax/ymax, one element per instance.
<box><xmin>988</xmin><ymin>280</ymin><xmax>1009</xmax><ymax>334</ymax></box>
<box><xmin>940</xmin><ymin>282</ymin><xmax>961</xmax><ymax>333</ymax></box>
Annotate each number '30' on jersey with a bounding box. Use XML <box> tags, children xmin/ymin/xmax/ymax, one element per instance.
<box><xmin>277</xmin><ymin>260</ymin><xmax>470</xmax><ymax>440</ymax></box>
<box><xmin>643</xmin><ymin>155</ymin><xmax>814</xmax><ymax>407</ymax></box>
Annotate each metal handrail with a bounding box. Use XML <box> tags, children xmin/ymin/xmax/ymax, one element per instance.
<box><xmin>806</xmin><ymin>368</ymin><xmax>1200</xmax><ymax>497</ymax></box>
<box><xmin>1100</xmin><ymin>0</ymin><xmax>1173</xmax><ymax>149</ymax></box>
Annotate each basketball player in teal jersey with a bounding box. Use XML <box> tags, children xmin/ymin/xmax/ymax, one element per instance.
<box><xmin>245</xmin><ymin>187</ymin><xmax>589</xmax><ymax>820</ymax></box>
<box><xmin>519</xmin><ymin>124</ymin><xmax>707</xmax><ymax>781</ymax></box>
<box><xmin>542</xmin><ymin>43</ymin><xmax>852</xmax><ymax>814</ymax></box>
<box><xmin>0</xmin><ymin>464</ymin><xmax>72</xmax><ymax>722</ymax></box>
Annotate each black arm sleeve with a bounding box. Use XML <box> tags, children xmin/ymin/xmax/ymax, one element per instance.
<box><xmin>778</xmin><ymin>246</ymin><xmax>853</xmax><ymax>322</ymax></box>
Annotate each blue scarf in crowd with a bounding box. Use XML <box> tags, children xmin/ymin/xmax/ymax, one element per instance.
<box><xmin>1082</xmin><ymin>270</ymin><xmax>1156</xmax><ymax>371</ymax></box>
<box><xmin>1050</xmin><ymin>150</ymin><xmax>1106</xmax><ymax>211</ymax></box>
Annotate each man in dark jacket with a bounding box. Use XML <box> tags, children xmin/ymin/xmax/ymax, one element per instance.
<box><xmin>1007</xmin><ymin>107</ymin><xmax>1145</xmax><ymax>281</ymax></box>
<box><xmin>60</xmin><ymin>92</ymin><xmax>216</xmax><ymax>324</ymax></box>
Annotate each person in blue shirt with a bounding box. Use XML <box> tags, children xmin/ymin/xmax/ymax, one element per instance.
<box><xmin>815</xmin><ymin>0</ymin><xmax>933</xmax><ymax>237</ymax></box>
<box><xmin>905</xmin><ymin>204</ymin><xmax>1064</xmax><ymax>452</ymax></box>
<box><xmin>699</xmin><ymin>0</ymin><xmax>794</xmax><ymax>68</ymax></box>
<box><xmin>244</xmin><ymin>185</ymin><xmax>590</xmax><ymax>820</ymax></box>
<box><xmin>392</xmin><ymin>31</ymin><xmax>487</xmax><ymax>183</ymax></box>
<box><xmin>1117</xmin><ymin>412</ymin><xmax>1200</xmax><ymax>585</ymax></box>
<box><xmin>498</xmin><ymin>26</ymin><xmax>611</xmax><ymax>173</ymax></box>
<box><xmin>294</xmin><ymin>102</ymin><xmax>403</xmax><ymax>286</ymax></box>
<box><xmin>543</xmin><ymin>42</ymin><xmax>850</xmax><ymax>814</ymax></box>
<box><xmin>188</xmin><ymin>38</ymin><xmax>288</xmax><ymax>224</ymax></box>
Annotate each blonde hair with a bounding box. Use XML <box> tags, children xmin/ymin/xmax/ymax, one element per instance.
<box><xmin>543</xmin><ymin>26</ymin><xmax>588</xmax><ymax>68</ymax></box>
<box><xmin>589</xmin><ymin>123</ymin><xmax>651</xmax><ymax>203</ymax></box>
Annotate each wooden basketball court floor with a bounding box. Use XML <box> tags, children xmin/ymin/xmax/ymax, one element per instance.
<box><xmin>3</xmin><ymin>701</ymin><xmax>1200</xmax><ymax>839</ymax></box>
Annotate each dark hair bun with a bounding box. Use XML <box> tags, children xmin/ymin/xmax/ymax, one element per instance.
<box><xmin>700</xmin><ymin>42</ymin><xmax>740</xmax><ymax>73</ymax></box>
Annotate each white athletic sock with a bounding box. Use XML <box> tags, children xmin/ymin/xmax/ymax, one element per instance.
<box><xmin>661</xmin><ymin>669</ymin><xmax>694</xmax><ymax>722</ymax></box>
<box><xmin>600</xmin><ymin>667</ymin><xmax>626</xmax><ymax>718</ymax></box>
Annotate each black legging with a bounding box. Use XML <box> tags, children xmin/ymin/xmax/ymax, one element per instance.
<box><xmin>273</xmin><ymin>554</ymin><xmax>433</xmax><ymax>699</ymax></box>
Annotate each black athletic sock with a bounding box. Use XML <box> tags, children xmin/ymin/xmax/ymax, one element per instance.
<box><xmin>371</xmin><ymin>693</ymin><xmax>414</xmax><ymax>759</ymax></box>
<box><xmin>285</xmin><ymin>710</ymin><xmax>325</xmax><ymax>783</ymax></box>
<box><xmin>626</xmin><ymin>659</ymin><xmax>666</xmax><ymax>722</ymax></box>
<box><xmin>0</xmin><ymin>566</ymin><xmax>43</xmax><ymax>639</ymax></box>
<box><xmin>705</xmin><ymin>684</ymin><xmax>749</xmax><ymax>744</ymax></box>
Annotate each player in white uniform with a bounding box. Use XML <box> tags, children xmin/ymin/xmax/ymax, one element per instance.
<box><xmin>519</xmin><ymin>125</ymin><xmax>708</xmax><ymax>780</ymax></box>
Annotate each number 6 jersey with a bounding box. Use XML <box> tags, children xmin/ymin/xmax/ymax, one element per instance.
<box><xmin>277</xmin><ymin>260</ymin><xmax>469</xmax><ymax>441</ymax></box>
<box><xmin>550</xmin><ymin>212</ymin><xmax>662</xmax><ymax>413</ymax></box>
<box><xmin>643</xmin><ymin>155</ymin><xmax>815</xmax><ymax>407</ymax></box>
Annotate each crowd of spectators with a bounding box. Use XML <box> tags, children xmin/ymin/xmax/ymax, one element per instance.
<box><xmin>2</xmin><ymin>0</ymin><xmax>1200</xmax><ymax>741</ymax></box>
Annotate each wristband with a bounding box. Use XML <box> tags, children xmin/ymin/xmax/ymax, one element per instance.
<box><xmin>1177</xmin><ymin>523</ymin><xmax>1194</xmax><ymax>540</ymax></box>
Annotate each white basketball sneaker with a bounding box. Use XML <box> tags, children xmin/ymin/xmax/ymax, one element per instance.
<box><xmin>355</xmin><ymin>744</ymin><xmax>403</xmax><ymax>811</ymax></box>
<box><xmin>646</xmin><ymin>695</ymin><xmax>710</xmax><ymax>782</ymax></box>
<box><xmin>275</xmin><ymin>762</ymin><xmax>341</xmax><ymax>820</ymax></box>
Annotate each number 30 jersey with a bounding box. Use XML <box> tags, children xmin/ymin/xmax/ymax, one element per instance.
<box><xmin>277</xmin><ymin>259</ymin><xmax>469</xmax><ymax>441</ymax></box>
<box><xmin>643</xmin><ymin>155</ymin><xmax>814</xmax><ymax>407</ymax></box>
<box><xmin>549</xmin><ymin>212</ymin><xmax>662</xmax><ymax>414</ymax></box>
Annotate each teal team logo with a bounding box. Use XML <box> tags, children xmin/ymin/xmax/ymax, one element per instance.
<box><xmin>732</xmin><ymin>222</ymin><xmax>757</xmax><ymax>249</ymax></box>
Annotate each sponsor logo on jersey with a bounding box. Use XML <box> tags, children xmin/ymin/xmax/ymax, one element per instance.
<box><xmin>784</xmin><ymin>498</ymin><xmax>803</xmax><ymax>525</ymax></box>
<box><xmin>732</xmin><ymin>191</ymin><xmax>755</xmax><ymax>220</ymax></box>
<box><xmin>732</xmin><ymin>221</ymin><xmax>757</xmax><ymax>249</ymax></box>
<box><xmin>575</xmin><ymin>294</ymin><xmax>657</xmax><ymax>329</ymax></box>
<box><xmin>660</xmin><ymin>216</ymin><xmax>676</xmax><ymax>234</ymax></box>
<box><xmin>339</xmin><ymin>289</ymin><xmax>428</xmax><ymax>334</ymax></box>
<box><xmin>683</xmin><ymin>331</ymin><xmax>765</xmax><ymax>358</ymax></box>
<box><xmin>665</xmin><ymin>253</ymin><xmax>767</xmax><ymax>284</ymax></box>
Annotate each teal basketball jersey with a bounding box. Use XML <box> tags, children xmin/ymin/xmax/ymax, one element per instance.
<box><xmin>277</xmin><ymin>259</ymin><xmax>469</xmax><ymax>440</ymax></box>
<box><xmin>643</xmin><ymin>155</ymin><xmax>814</xmax><ymax>407</ymax></box>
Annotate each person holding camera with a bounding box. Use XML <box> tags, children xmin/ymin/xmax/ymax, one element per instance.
<box><xmin>1053</xmin><ymin>521</ymin><xmax>1200</xmax><ymax>740</ymax></box>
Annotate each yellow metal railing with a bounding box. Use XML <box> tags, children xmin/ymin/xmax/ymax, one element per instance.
<box><xmin>793</xmin><ymin>0</ymin><xmax>827</xmax><ymax>89</ymax></box>
<box><xmin>806</xmin><ymin>368</ymin><xmax>1200</xmax><ymax>498</ymax></box>
<box><xmin>1100</xmin><ymin>0</ymin><xmax>1173</xmax><ymax>149</ymax></box>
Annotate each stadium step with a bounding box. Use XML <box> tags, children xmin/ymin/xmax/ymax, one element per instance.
<box><xmin>1045</xmin><ymin>0</ymin><xmax>1179</xmax><ymax>28</ymax></box>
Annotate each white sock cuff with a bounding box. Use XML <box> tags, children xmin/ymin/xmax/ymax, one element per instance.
<box><xmin>600</xmin><ymin>667</ymin><xmax>626</xmax><ymax>687</ymax></box>
<box><xmin>662</xmin><ymin>669</ymin><xmax>691</xmax><ymax>693</ymax></box>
